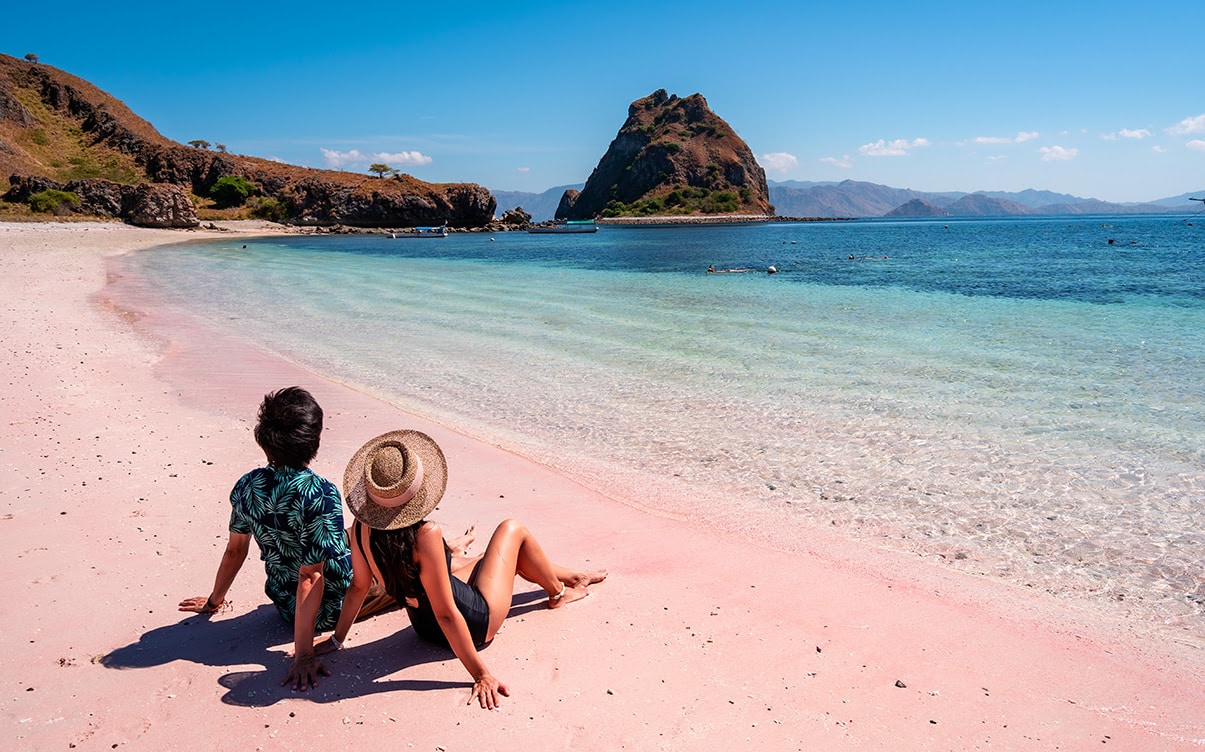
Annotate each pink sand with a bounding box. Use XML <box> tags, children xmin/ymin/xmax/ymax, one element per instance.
<box><xmin>2</xmin><ymin>221</ymin><xmax>1202</xmax><ymax>750</ymax></box>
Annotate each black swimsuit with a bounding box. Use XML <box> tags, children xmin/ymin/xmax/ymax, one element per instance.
<box><xmin>354</xmin><ymin>523</ymin><xmax>491</xmax><ymax>648</ymax></box>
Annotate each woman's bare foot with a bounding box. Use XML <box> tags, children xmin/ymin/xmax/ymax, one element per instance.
<box><xmin>447</xmin><ymin>525</ymin><xmax>477</xmax><ymax>556</ymax></box>
<box><xmin>548</xmin><ymin>570</ymin><xmax>607</xmax><ymax>609</ymax></box>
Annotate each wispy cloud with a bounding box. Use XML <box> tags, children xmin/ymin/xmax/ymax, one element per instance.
<box><xmin>760</xmin><ymin>152</ymin><xmax>799</xmax><ymax>174</ymax></box>
<box><xmin>820</xmin><ymin>154</ymin><xmax>853</xmax><ymax>169</ymax></box>
<box><xmin>1167</xmin><ymin>114</ymin><xmax>1205</xmax><ymax>135</ymax></box>
<box><xmin>975</xmin><ymin>131</ymin><xmax>1038</xmax><ymax>144</ymax></box>
<box><xmin>859</xmin><ymin>138</ymin><xmax>929</xmax><ymax>157</ymax></box>
<box><xmin>1103</xmin><ymin>128</ymin><xmax>1152</xmax><ymax>141</ymax></box>
<box><xmin>1153</xmin><ymin>145</ymin><xmax>1166</xmax><ymax>153</ymax></box>
<box><xmin>1188</xmin><ymin>140</ymin><xmax>1205</xmax><ymax>152</ymax></box>
<box><xmin>320</xmin><ymin>148</ymin><xmax>433</xmax><ymax>170</ymax></box>
<box><xmin>1039</xmin><ymin>145</ymin><xmax>1078</xmax><ymax>162</ymax></box>
<box><xmin>516</xmin><ymin>166</ymin><xmax>531</xmax><ymax>173</ymax></box>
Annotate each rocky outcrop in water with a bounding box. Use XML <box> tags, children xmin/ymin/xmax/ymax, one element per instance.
<box><xmin>558</xmin><ymin>89</ymin><xmax>770</xmax><ymax>220</ymax></box>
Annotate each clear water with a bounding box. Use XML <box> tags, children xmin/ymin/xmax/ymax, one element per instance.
<box><xmin>126</xmin><ymin>216</ymin><xmax>1205</xmax><ymax>632</ymax></box>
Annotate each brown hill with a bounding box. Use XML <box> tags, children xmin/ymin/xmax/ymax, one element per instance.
<box><xmin>0</xmin><ymin>54</ymin><xmax>494</xmax><ymax>227</ymax></box>
<box><xmin>558</xmin><ymin>89</ymin><xmax>770</xmax><ymax>220</ymax></box>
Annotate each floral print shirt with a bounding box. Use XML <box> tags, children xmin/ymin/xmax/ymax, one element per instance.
<box><xmin>229</xmin><ymin>466</ymin><xmax>352</xmax><ymax>630</ymax></box>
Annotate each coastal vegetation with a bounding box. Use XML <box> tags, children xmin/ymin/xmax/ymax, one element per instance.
<box><xmin>27</xmin><ymin>188</ymin><xmax>79</xmax><ymax>213</ymax></box>
<box><xmin>208</xmin><ymin>175</ymin><xmax>255</xmax><ymax>208</ymax></box>
<box><xmin>601</xmin><ymin>185</ymin><xmax>742</xmax><ymax>217</ymax></box>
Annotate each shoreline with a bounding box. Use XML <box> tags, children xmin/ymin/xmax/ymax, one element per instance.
<box><xmin>3</xmin><ymin>221</ymin><xmax>1203</xmax><ymax>749</ymax></box>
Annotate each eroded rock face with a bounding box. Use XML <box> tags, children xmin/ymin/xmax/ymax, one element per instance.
<box><xmin>558</xmin><ymin>89</ymin><xmax>770</xmax><ymax>220</ymax></box>
<box><xmin>124</xmin><ymin>183</ymin><xmax>199</xmax><ymax>228</ymax></box>
<box><xmin>4</xmin><ymin>174</ymin><xmax>198</xmax><ymax>227</ymax></box>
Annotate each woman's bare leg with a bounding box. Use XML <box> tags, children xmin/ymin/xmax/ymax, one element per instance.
<box><xmin>469</xmin><ymin>519</ymin><xmax>606</xmax><ymax>640</ymax></box>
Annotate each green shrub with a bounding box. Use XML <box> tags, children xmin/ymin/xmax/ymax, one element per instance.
<box><xmin>247</xmin><ymin>196</ymin><xmax>287</xmax><ymax>222</ymax></box>
<box><xmin>28</xmin><ymin>189</ymin><xmax>80</xmax><ymax>214</ymax></box>
<box><xmin>210</xmin><ymin>175</ymin><xmax>255</xmax><ymax>208</ymax></box>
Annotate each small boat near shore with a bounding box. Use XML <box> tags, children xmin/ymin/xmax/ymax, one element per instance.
<box><xmin>390</xmin><ymin>226</ymin><xmax>448</xmax><ymax>238</ymax></box>
<box><xmin>527</xmin><ymin>220</ymin><xmax>598</xmax><ymax>234</ymax></box>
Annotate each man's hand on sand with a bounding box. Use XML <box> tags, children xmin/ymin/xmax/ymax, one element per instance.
<box><xmin>282</xmin><ymin>653</ymin><xmax>330</xmax><ymax>691</ymax></box>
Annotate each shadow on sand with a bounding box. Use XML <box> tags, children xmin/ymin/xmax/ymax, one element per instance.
<box><xmin>101</xmin><ymin>589</ymin><xmax>548</xmax><ymax>707</ymax></box>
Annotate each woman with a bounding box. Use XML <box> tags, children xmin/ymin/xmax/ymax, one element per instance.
<box><xmin>178</xmin><ymin>387</ymin><xmax>369</xmax><ymax>691</ymax></box>
<box><xmin>318</xmin><ymin>429</ymin><xmax>606</xmax><ymax>709</ymax></box>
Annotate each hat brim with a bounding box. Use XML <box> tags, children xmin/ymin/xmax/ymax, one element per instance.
<box><xmin>344</xmin><ymin>430</ymin><xmax>447</xmax><ymax>530</ymax></box>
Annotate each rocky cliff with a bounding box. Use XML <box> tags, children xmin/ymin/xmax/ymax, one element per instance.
<box><xmin>0</xmin><ymin>54</ymin><xmax>495</xmax><ymax>227</ymax></box>
<box><xmin>558</xmin><ymin>90</ymin><xmax>770</xmax><ymax>220</ymax></box>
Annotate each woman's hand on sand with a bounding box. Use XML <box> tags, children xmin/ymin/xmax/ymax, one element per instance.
<box><xmin>469</xmin><ymin>673</ymin><xmax>510</xmax><ymax>710</ymax></box>
<box><xmin>282</xmin><ymin>653</ymin><xmax>330</xmax><ymax>691</ymax></box>
<box><xmin>177</xmin><ymin>596</ymin><xmax>221</xmax><ymax>614</ymax></box>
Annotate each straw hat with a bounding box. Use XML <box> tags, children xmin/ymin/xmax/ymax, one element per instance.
<box><xmin>343</xmin><ymin>430</ymin><xmax>448</xmax><ymax>530</ymax></box>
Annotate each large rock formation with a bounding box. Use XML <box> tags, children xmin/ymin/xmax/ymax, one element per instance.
<box><xmin>0</xmin><ymin>54</ymin><xmax>495</xmax><ymax>227</ymax></box>
<box><xmin>558</xmin><ymin>89</ymin><xmax>770</xmax><ymax>220</ymax></box>
<box><xmin>6</xmin><ymin>174</ymin><xmax>199</xmax><ymax>227</ymax></box>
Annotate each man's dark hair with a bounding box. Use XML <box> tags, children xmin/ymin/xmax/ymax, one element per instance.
<box><xmin>254</xmin><ymin>387</ymin><xmax>323</xmax><ymax>469</ymax></box>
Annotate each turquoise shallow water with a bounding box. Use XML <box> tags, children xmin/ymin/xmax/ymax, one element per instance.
<box><xmin>127</xmin><ymin>216</ymin><xmax>1205</xmax><ymax>630</ymax></box>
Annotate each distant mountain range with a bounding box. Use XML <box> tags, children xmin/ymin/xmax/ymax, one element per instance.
<box><xmin>494</xmin><ymin>180</ymin><xmax>1204</xmax><ymax>221</ymax></box>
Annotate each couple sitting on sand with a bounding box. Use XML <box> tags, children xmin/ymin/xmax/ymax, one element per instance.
<box><xmin>178</xmin><ymin>387</ymin><xmax>606</xmax><ymax>709</ymax></box>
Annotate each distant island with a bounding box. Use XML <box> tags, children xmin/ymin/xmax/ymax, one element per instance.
<box><xmin>497</xmin><ymin>180</ymin><xmax>1204</xmax><ymax>223</ymax></box>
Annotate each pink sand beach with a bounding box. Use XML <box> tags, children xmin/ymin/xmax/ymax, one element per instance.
<box><xmin>2</xmin><ymin>221</ymin><xmax>1203</xmax><ymax>750</ymax></box>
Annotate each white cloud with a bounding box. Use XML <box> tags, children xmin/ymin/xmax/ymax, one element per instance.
<box><xmin>859</xmin><ymin>138</ymin><xmax>929</xmax><ymax>157</ymax></box>
<box><xmin>516</xmin><ymin>166</ymin><xmax>531</xmax><ymax>173</ymax></box>
<box><xmin>378</xmin><ymin>151</ymin><xmax>433</xmax><ymax>166</ymax></box>
<box><xmin>1188</xmin><ymin>140</ymin><xmax>1205</xmax><ymax>152</ymax></box>
<box><xmin>820</xmin><ymin>154</ymin><xmax>853</xmax><ymax>169</ymax></box>
<box><xmin>975</xmin><ymin>131</ymin><xmax>1038</xmax><ymax>145</ymax></box>
<box><xmin>321</xmin><ymin>148</ymin><xmax>433</xmax><ymax>170</ymax></box>
<box><xmin>1103</xmin><ymin>128</ymin><xmax>1152</xmax><ymax>141</ymax></box>
<box><xmin>760</xmin><ymin>152</ymin><xmax>799</xmax><ymax>174</ymax></box>
<box><xmin>1153</xmin><ymin>145</ymin><xmax>1166</xmax><ymax>153</ymax></box>
<box><xmin>1167</xmin><ymin>114</ymin><xmax>1205</xmax><ymax>135</ymax></box>
<box><xmin>1039</xmin><ymin>145</ymin><xmax>1078</xmax><ymax>162</ymax></box>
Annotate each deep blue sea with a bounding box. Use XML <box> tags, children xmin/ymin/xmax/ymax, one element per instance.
<box><xmin>126</xmin><ymin>215</ymin><xmax>1204</xmax><ymax>632</ymax></box>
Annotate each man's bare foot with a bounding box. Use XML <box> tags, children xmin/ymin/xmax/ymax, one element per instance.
<box><xmin>548</xmin><ymin>570</ymin><xmax>607</xmax><ymax>609</ymax></box>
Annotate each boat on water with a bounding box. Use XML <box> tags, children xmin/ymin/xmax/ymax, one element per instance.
<box><xmin>390</xmin><ymin>226</ymin><xmax>448</xmax><ymax>238</ymax></box>
<box><xmin>527</xmin><ymin>220</ymin><xmax>598</xmax><ymax>234</ymax></box>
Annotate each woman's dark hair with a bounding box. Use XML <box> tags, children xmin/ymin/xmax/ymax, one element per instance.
<box><xmin>253</xmin><ymin>386</ymin><xmax>323</xmax><ymax>469</ymax></box>
<box><xmin>371</xmin><ymin>524</ymin><xmax>423</xmax><ymax>599</ymax></box>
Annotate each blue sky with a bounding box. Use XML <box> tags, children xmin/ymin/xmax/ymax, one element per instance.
<box><xmin>5</xmin><ymin>1</ymin><xmax>1203</xmax><ymax>202</ymax></box>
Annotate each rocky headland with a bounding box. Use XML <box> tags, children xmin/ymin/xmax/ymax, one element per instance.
<box><xmin>0</xmin><ymin>54</ymin><xmax>495</xmax><ymax>228</ymax></box>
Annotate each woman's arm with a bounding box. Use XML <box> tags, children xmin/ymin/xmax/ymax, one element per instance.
<box><xmin>282</xmin><ymin>562</ymin><xmax>327</xmax><ymax>691</ymax></box>
<box><xmin>178</xmin><ymin>531</ymin><xmax>251</xmax><ymax>613</ymax></box>
<box><xmin>416</xmin><ymin>523</ymin><xmax>509</xmax><ymax>709</ymax></box>
<box><xmin>315</xmin><ymin>522</ymin><xmax>372</xmax><ymax>655</ymax></box>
